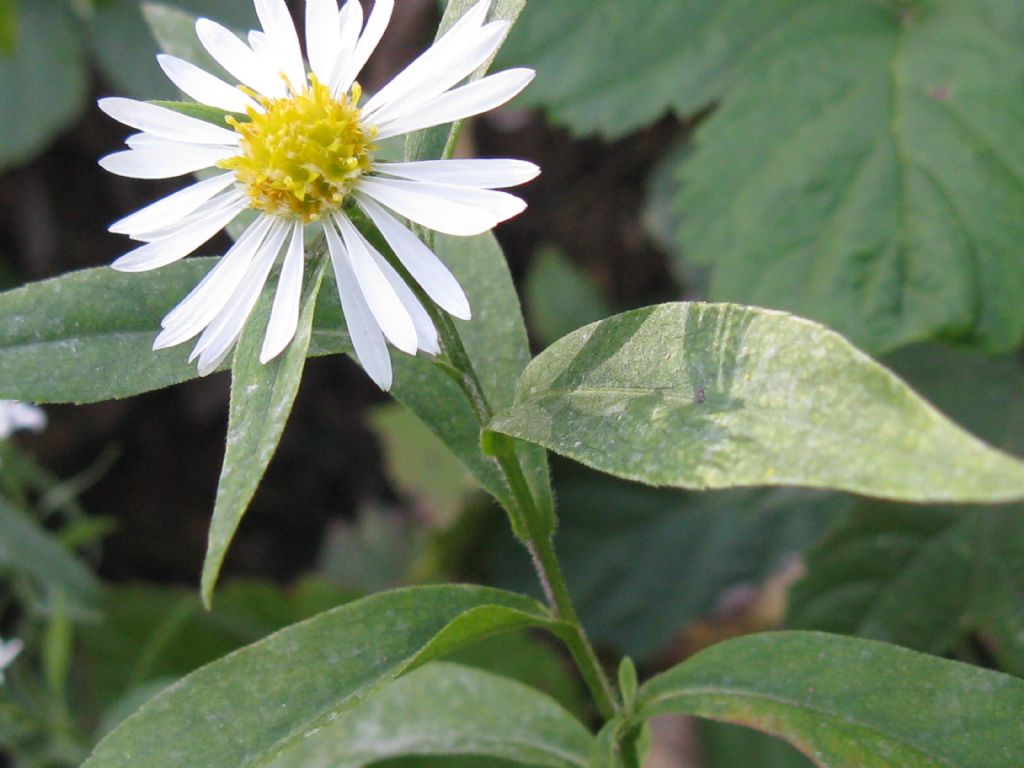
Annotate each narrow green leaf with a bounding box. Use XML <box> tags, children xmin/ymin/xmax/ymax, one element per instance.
<box><xmin>82</xmin><ymin>586</ymin><xmax>563</xmax><ymax>768</ymax></box>
<box><xmin>267</xmin><ymin>662</ymin><xmax>590</xmax><ymax>768</ymax></box>
<box><xmin>0</xmin><ymin>0</ymin><xmax>86</xmax><ymax>169</ymax></box>
<box><xmin>487</xmin><ymin>303</ymin><xmax>1024</xmax><ymax>503</ymax></box>
<box><xmin>0</xmin><ymin>261</ymin><xmax>348</xmax><ymax>404</ymax></box>
<box><xmin>386</xmin><ymin>233</ymin><xmax>554</xmax><ymax>525</ymax></box>
<box><xmin>637</xmin><ymin>631</ymin><xmax>1024</xmax><ymax>767</ymax></box>
<box><xmin>0</xmin><ymin>498</ymin><xmax>102</xmax><ymax>617</ymax></box>
<box><xmin>149</xmin><ymin>99</ymin><xmax>245</xmax><ymax>127</ymax></box>
<box><xmin>405</xmin><ymin>0</ymin><xmax>527</xmax><ymax>162</ymax></box>
<box><xmin>201</xmin><ymin>260</ymin><xmax>329</xmax><ymax>605</ymax></box>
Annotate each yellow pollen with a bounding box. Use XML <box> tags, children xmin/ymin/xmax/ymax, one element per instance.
<box><xmin>218</xmin><ymin>76</ymin><xmax>377</xmax><ymax>223</ymax></box>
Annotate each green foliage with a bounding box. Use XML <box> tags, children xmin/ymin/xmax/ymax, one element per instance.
<box><xmin>0</xmin><ymin>497</ymin><xmax>101</xmax><ymax>617</ymax></box>
<box><xmin>201</xmin><ymin>261</ymin><xmax>329</xmax><ymax>605</ymax></box>
<box><xmin>637</xmin><ymin>631</ymin><xmax>1024</xmax><ymax>767</ymax></box>
<box><xmin>485</xmin><ymin>467</ymin><xmax>835</xmax><ymax>659</ymax></box>
<box><xmin>506</xmin><ymin>1</ymin><xmax>1024</xmax><ymax>355</ymax></box>
<box><xmin>0</xmin><ymin>0</ymin><xmax>86</xmax><ymax>170</ymax></box>
<box><xmin>82</xmin><ymin>586</ymin><xmax>565</xmax><ymax>768</ymax></box>
<box><xmin>266</xmin><ymin>662</ymin><xmax>590</xmax><ymax>768</ymax></box>
<box><xmin>525</xmin><ymin>248</ymin><xmax>611</xmax><ymax>347</ymax></box>
<box><xmin>0</xmin><ymin>0</ymin><xmax>15</xmax><ymax>54</ymax></box>
<box><xmin>696</xmin><ymin>721</ymin><xmax>812</xmax><ymax>768</ymax></box>
<box><xmin>488</xmin><ymin>303</ymin><xmax>1024</xmax><ymax>502</ymax></box>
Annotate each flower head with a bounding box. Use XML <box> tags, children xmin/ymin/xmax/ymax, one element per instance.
<box><xmin>98</xmin><ymin>0</ymin><xmax>537</xmax><ymax>389</ymax></box>
<box><xmin>0</xmin><ymin>401</ymin><xmax>46</xmax><ymax>441</ymax></box>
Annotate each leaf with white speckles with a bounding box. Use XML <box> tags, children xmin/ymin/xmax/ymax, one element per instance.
<box><xmin>201</xmin><ymin>260</ymin><xmax>328</xmax><ymax>606</ymax></box>
<box><xmin>82</xmin><ymin>585</ymin><xmax>567</xmax><ymax>768</ymax></box>
<box><xmin>637</xmin><ymin>631</ymin><xmax>1024</xmax><ymax>767</ymax></box>
<box><xmin>267</xmin><ymin>662</ymin><xmax>590</xmax><ymax>768</ymax></box>
<box><xmin>487</xmin><ymin>303</ymin><xmax>1024</xmax><ymax>502</ymax></box>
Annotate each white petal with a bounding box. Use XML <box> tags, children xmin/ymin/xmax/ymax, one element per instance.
<box><xmin>157</xmin><ymin>54</ymin><xmax>260</xmax><ymax>114</ymax></box>
<box><xmin>366</xmin><ymin>244</ymin><xmax>439</xmax><ymax>354</ymax></box>
<box><xmin>130</xmin><ymin>189</ymin><xmax>246</xmax><ymax>241</ymax></box>
<box><xmin>195</xmin><ymin>18</ymin><xmax>287</xmax><ymax>98</ymax></box>
<box><xmin>328</xmin><ymin>1</ymin><xmax>364</xmax><ymax>96</ymax></box>
<box><xmin>112</xmin><ymin>194</ymin><xmax>247</xmax><ymax>272</ymax></box>
<box><xmin>109</xmin><ymin>172</ymin><xmax>236</xmax><ymax>236</ymax></box>
<box><xmin>99</xmin><ymin>145</ymin><xmax>237</xmax><ymax>179</ymax></box>
<box><xmin>254</xmin><ymin>0</ymin><xmax>306</xmax><ymax>89</ymax></box>
<box><xmin>374</xmin><ymin>159</ymin><xmax>539</xmax><ymax>189</ymax></box>
<box><xmin>157</xmin><ymin>216</ymin><xmax>276</xmax><ymax>347</ymax></box>
<box><xmin>325</xmin><ymin>219</ymin><xmax>393</xmax><ymax>389</ymax></box>
<box><xmin>357</xmin><ymin>176</ymin><xmax>525</xmax><ymax>236</ymax></box>
<box><xmin>191</xmin><ymin>220</ymin><xmax>289</xmax><ymax>373</ymax></box>
<box><xmin>335</xmin><ymin>214</ymin><xmax>418</xmax><ymax>354</ymax></box>
<box><xmin>306</xmin><ymin>0</ymin><xmax>342</xmax><ymax>83</ymax></box>
<box><xmin>335</xmin><ymin>0</ymin><xmax>393</xmax><ymax>93</ymax></box>
<box><xmin>374</xmin><ymin>68</ymin><xmax>534</xmax><ymax>140</ymax></box>
<box><xmin>2</xmin><ymin>402</ymin><xmax>46</xmax><ymax>435</ymax></box>
<box><xmin>362</xmin><ymin>0</ymin><xmax>489</xmax><ymax>116</ymax></box>
<box><xmin>98</xmin><ymin>97</ymin><xmax>239</xmax><ymax>145</ymax></box>
<box><xmin>260</xmin><ymin>220</ymin><xmax>306</xmax><ymax>362</ymax></box>
<box><xmin>365</xmin><ymin>20</ymin><xmax>508</xmax><ymax>126</ymax></box>
<box><xmin>356</xmin><ymin>193</ymin><xmax>470</xmax><ymax>318</ymax></box>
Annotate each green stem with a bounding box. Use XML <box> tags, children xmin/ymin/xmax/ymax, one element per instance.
<box><xmin>429</xmin><ymin>307</ymin><xmax>621</xmax><ymax>720</ymax></box>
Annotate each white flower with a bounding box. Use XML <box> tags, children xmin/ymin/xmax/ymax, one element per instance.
<box><xmin>0</xmin><ymin>637</ymin><xmax>23</xmax><ymax>683</ymax></box>
<box><xmin>0</xmin><ymin>401</ymin><xmax>46</xmax><ymax>441</ymax></box>
<box><xmin>98</xmin><ymin>0</ymin><xmax>537</xmax><ymax>389</ymax></box>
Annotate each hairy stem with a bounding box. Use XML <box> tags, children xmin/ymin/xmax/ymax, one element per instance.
<box><xmin>428</xmin><ymin>307</ymin><xmax>620</xmax><ymax>719</ymax></box>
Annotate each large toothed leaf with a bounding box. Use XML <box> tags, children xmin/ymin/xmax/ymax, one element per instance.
<box><xmin>496</xmin><ymin>0</ymin><xmax>798</xmax><ymax>138</ymax></box>
<box><xmin>637</xmin><ymin>632</ymin><xmax>1024</xmax><ymax>767</ymax></box>
<box><xmin>267</xmin><ymin>662</ymin><xmax>590</xmax><ymax>768</ymax></box>
<box><xmin>81</xmin><ymin>585</ymin><xmax>565</xmax><ymax>768</ymax></box>
<box><xmin>200</xmin><ymin>260</ymin><xmax>329</xmax><ymax>606</ymax></box>
<box><xmin>487</xmin><ymin>303</ymin><xmax>1024</xmax><ymax>502</ymax></box>
<box><xmin>673</xmin><ymin>0</ymin><xmax>1024</xmax><ymax>354</ymax></box>
<box><xmin>0</xmin><ymin>0</ymin><xmax>87</xmax><ymax>170</ymax></box>
<box><xmin>0</xmin><ymin>260</ymin><xmax>349</xmax><ymax>404</ymax></box>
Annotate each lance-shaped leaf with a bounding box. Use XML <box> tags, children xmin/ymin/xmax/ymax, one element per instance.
<box><xmin>267</xmin><ymin>662</ymin><xmax>590</xmax><ymax>768</ymax></box>
<box><xmin>0</xmin><ymin>260</ymin><xmax>349</xmax><ymax>404</ymax></box>
<box><xmin>636</xmin><ymin>631</ymin><xmax>1024</xmax><ymax>767</ymax></box>
<box><xmin>200</xmin><ymin>260</ymin><xmax>329</xmax><ymax>606</ymax></box>
<box><xmin>487</xmin><ymin>303</ymin><xmax>1024</xmax><ymax>502</ymax></box>
<box><xmin>82</xmin><ymin>585</ymin><xmax>566</xmax><ymax>768</ymax></box>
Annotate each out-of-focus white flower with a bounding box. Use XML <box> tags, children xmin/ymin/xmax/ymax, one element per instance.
<box><xmin>0</xmin><ymin>401</ymin><xmax>46</xmax><ymax>441</ymax></box>
<box><xmin>0</xmin><ymin>637</ymin><xmax>23</xmax><ymax>683</ymax></box>
<box><xmin>98</xmin><ymin>0</ymin><xmax>537</xmax><ymax>389</ymax></box>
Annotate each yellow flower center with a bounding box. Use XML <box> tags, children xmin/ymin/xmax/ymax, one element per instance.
<box><xmin>219</xmin><ymin>77</ymin><xmax>377</xmax><ymax>223</ymax></box>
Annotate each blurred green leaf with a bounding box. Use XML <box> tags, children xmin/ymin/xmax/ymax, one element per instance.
<box><xmin>674</xmin><ymin>1</ymin><xmax>1024</xmax><ymax>354</ymax></box>
<box><xmin>488</xmin><ymin>303</ymin><xmax>1024</xmax><ymax>502</ymax></box>
<box><xmin>0</xmin><ymin>0</ymin><xmax>16</xmax><ymax>54</ymax></box>
<box><xmin>369</xmin><ymin>403</ymin><xmax>480</xmax><ymax>527</ymax></box>
<box><xmin>81</xmin><ymin>586</ymin><xmax>563</xmax><ymax>768</ymax></box>
<box><xmin>266</xmin><ymin>662</ymin><xmax>590</xmax><ymax>768</ymax></box>
<box><xmin>789</xmin><ymin>344</ymin><xmax>1024</xmax><ymax>674</ymax></box>
<box><xmin>0</xmin><ymin>498</ymin><xmax>101</xmax><ymax>617</ymax></box>
<box><xmin>696</xmin><ymin>721</ymin><xmax>812</xmax><ymax>768</ymax></box>
<box><xmin>201</xmin><ymin>260</ymin><xmax>328</xmax><ymax>606</ymax></box>
<box><xmin>496</xmin><ymin>0</ymin><xmax>792</xmax><ymax>138</ymax></box>
<box><xmin>486</xmin><ymin>466</ymin><xmax>837</xmax><ymax>660</ymax></box>
<box><xmin>0</xmin><ymin>0</ymin><xmax>87</xmax><ymax>170</ymax></box>
<box><xmin>525</xmin><ymin>248</ymin><xmax>611</xmax><ymax>347</ymax></box>
<box><xmin>638</xmin><ymin>632</ymin><xmax>1024</xmax><ymax>767</ymax></box>
<box><xmin>78</xmin><ymin>579</ymin><xmax>353</xmax><ymax>718</ymax></box>
<box><xmin>0</xmin><ymin>260</ymin><xmax>349</xmax><ymax>404</ymax></box>
<box><xmin>89</xmin><ymin>0</ymin><xmax>256</xmax><ymax>99</ymax></box>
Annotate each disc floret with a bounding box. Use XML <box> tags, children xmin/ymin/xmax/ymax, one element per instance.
<box><xmin>220</xmin><ymin>77</ymin><xmax>377</xmax><ymax>223</ymax></box>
